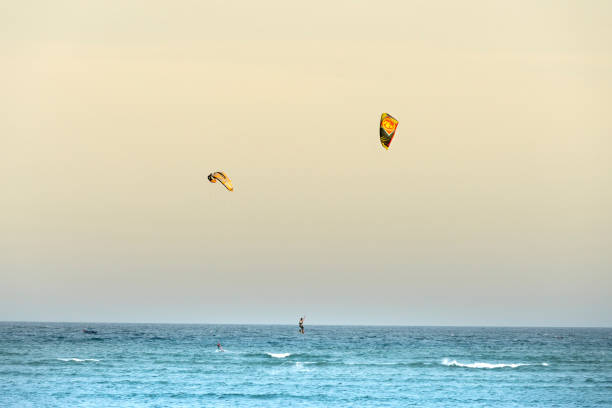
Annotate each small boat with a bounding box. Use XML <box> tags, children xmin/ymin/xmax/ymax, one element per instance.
<box><xmin>82</xmin><ymin>329</ymin><xmax>98</xmax><ymax>334</ymax></box>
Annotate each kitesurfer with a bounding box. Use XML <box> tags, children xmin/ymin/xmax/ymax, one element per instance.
<box><xmin>298</xmin><ymin>317</ymin><xmax>305</xmax><ymax>334</ymax></box>
<box><xmin>217</xmin><ymin>342</ymin><xmax>224</xmax><ymax>352</ymax></box>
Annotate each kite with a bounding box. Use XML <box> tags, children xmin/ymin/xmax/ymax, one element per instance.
<box><xmin>379</xmin><ymin>113</ymin><xmax>399</xmax><ymax>150</ymax></box>
<box><xmin>207</xmin><ymin>171</ymin><xmax>234</xmax><ymax>191</ymax></box>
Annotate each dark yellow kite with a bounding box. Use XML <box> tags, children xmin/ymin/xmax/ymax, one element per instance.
<box><xmin>379</xmin><ymin>113</ymin><xmax>399</xmax><ymax>150</ymax></box>
<box><xmin>207</xmin><ymin>171</ymin><xmax>234</xmax><ymax>191</ymax></box>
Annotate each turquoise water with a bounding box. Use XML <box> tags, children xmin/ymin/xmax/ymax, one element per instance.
<box><xmin>1</xmin><ymin>323</ymin><xmax>611</xmax><ymax>407</ymax></box>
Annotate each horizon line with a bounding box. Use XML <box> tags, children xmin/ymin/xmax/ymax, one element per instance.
<box><xmin>1</xmin><ymin>320</ymin><xmax>610</xmax><ymax>329</ymax></box>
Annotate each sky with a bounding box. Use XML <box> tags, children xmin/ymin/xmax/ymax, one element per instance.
<box><xmin>1</xmin><ymin>1</ymin><xmax>611</xmax><ymax>326</ymax></box>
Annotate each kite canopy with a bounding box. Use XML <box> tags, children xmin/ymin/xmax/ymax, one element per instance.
<box><xmin>208</xmin><ymin>171</ymin><xmax>234</xmax><ymax>191</ymax></box>
<box><xmin>379</xmin><ymin>113</ymin><xmax>399</xmax><ymax>150</ymax></box>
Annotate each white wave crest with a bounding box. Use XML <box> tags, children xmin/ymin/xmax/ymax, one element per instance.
<box><xmin>442</xmin><ymin>358</ymin><xmax>530</xmax><ymax>369</ymax></box>
<box><xmin>57</xmin><ymin>358</ymin><xmax>100</xmax><ymax>362</ymax></box>
<box><xmin>267</xmin><ymin>352</ymin><xmax>291</xmax><ymax>358</ymax></box>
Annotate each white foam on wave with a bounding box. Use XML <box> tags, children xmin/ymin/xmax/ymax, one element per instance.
<box><xmin>57</xmin><ymin>358</ymin><xmax>100</xmax><ymax>362</ymax></box>
<box><xmin>267</xmin><ymin>352</ymin><xmax>291</xmax><ymax>358</ymax></box>
<box><xmin>441</xmin><ymin>358</ymin><xmax>537</xmax><ymax>369</ymax></box>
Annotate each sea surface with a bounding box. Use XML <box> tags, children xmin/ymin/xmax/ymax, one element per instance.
<box><xmin>1</xmin><ymin>323</ymin><xmax>611</xmax><ymax>407</ymax></box>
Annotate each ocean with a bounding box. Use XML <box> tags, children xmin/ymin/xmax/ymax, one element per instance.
<box><xmin>1</xmin><ymin>323</ymin><xmax>610</xmax><ymax>407</ymax></box>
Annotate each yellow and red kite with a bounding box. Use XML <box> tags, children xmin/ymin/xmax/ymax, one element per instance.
<box><xmin>379</xmin><ymin>113</ymin><xmax>399</xmax><ymax>150</ymax></box>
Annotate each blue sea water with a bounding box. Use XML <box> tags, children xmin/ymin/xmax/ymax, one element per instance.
<box><xmin>1</xmin><ymin>323</ymin><xmax>611</xmax><ymax>407</ymax></box>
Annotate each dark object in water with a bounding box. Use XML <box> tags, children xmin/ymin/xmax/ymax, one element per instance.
<box><xmin>82</xmin><ymin>329</ymin><xmax>97</xmax><ymax>334</ymax></box>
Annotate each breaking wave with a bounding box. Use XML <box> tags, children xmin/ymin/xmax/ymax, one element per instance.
<box><xmin>441</xmin><ymin>358</ymin><xmax>547</xmax><ymax>369</ymax></box>
<box><xmin>57</xmin><ymin>358</ymin><xmax>100</xmax><ymax>362</ymax></box>
<box><xmin>267</xmin><ymin>353</ymin><xmax>291</xmax><ymax>358</ymax></box>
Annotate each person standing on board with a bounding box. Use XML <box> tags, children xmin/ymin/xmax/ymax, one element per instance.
<box><xmin>298</xmin><ymin>317</ymin><xmax>305</xmax><ymax>334</ymax></box>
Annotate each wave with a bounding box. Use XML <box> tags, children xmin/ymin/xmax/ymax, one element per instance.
<box><xmin>57</xmin><ymin>358</ymin><xmax>100</xmax><ymax>362</ymax></box>
<box><xmin>267</xmin><ymin>352</ymin><xmax>291</xmax><ymax>358</ymax></box>
<box><xmin>441</xmin><ymin>358</ymin><xmax>547</xmax><ymax>369</ymax></box>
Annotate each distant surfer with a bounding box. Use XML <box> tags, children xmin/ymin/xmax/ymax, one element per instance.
<box><xmin>217</xmin><ymin>342</ymin><xmax>224</xmax><ymax>352</ymax></box>
<box><xmin>298</xmin><ymin>317</ymin><xmax>305</xmax><ymax>334</ymax></box>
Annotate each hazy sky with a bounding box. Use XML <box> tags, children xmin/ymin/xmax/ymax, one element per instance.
<box><xmin>2</xmin><ymin>1</ymin><xmax>611</xmax><ymax>326</ymax></box>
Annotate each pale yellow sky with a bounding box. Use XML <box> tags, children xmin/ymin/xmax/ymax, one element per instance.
<box><xmin>1</xmin><ymin>1</ymin><xmax>611</xmax><ymax>325</ymax></box>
